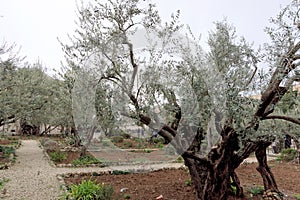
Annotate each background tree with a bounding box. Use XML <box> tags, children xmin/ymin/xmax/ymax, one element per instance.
<box><xmin>0</xmin><ymin>42</ymin><xmax>73</xmax><ymax>135</ymax></box>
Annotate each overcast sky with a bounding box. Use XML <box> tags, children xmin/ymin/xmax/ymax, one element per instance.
<box><xmin>0</xmin><ymin>0</ymin><xmax>292</xmax><ymax>74</ymax></box>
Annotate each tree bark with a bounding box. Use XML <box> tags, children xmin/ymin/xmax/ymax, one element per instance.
<box><xmin>71</xmin><ymin>126</ymin><xmax>81</xmax><ymax>147</ymax></box>
<box><xmin>230</xmin><ymin>170</ymin><xmax>244</xmax><ymax>197</ymax></box>
<box><xmin>181</xmin><ymin>129</ymin><xmax>241</xmax><ymax>200</ymax></box>
<box><xmin>291</xmin><ymin>136</ymin><xmax>300</xmax><ymax>164</ymax></box>
<box><xmin>255</xmin><ymin>143</ymin><xmax>283</xmax><ymax>200</ymax></box>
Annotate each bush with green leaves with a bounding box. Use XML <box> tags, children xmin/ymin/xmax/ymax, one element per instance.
<box><xmin>71</xmin><ymin>155</ymin><xmax>101</xmax><ymax>166</ymax></box>
<box><xmin>49</xmin><ymin>151</ymin><xmax>67</xmax><ymax>163</ymax></box>
<box><xmin>295</xmin><ymin>194</ymin><xmax>300</xmax><ymax>200</ymax></box>
<box><xmin>67</xmin><ymin>179</ymin><xmax>114</xmax><ymax>200</ymax></box>
<box><xmin>0</xmin><ymin>146</ymin><xmax>16</xmax><ymax>162</ymax></box>
<box><xmin>278</xmin><ymin>148</ymin><xmax>297</xmax><ymax>161</ymax></box>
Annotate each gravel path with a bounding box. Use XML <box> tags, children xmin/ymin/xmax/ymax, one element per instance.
<box><xmin>0</xmin><ymin>140</ymin><xmax>184</xmax><ymax>200</ymax></box>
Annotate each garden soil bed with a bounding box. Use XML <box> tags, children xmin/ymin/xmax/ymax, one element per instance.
<box><xmin>63</xmin><ymin>160</ymin><xmax>300</xmax><ymax>200</ymax></box>
<box><xmin>46</xmin><ymin>150</ymin><xmax>89</xmax><ymax>165</ymax></box>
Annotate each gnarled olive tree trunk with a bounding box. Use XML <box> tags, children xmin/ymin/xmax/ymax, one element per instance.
<box><xmin>181</xmin><ymin>128</ymin><xmax>242</xmax><ymax>200</ymax></box>
<box><xmin>255</xmin><ymin>142</ymin><xmax>283</xmax><ymax>200</ymax></box>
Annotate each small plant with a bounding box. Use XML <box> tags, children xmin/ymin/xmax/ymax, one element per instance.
<box><xmin>185</xmin><ymin>178</ymin><xmax>192</xmax><ymax>186</ymax></box>
<box><xmin>278</xmin><ymin>148</ymin><xmax>297</xmax><ymax>161</ymax></box>
<box><xmin>0</xmin><ymin>146</ymin><xmax>16</xmax><ymax>163</ymax></box>
<box><xmin>295</xmin><ymin>193</ymin><xmax>300</xmax><ymax>200</ymax></box>
<box><xmin>124</xmin><ymin>194</ymin><xmax>131</xmax><ymax>199</ymax></box>
<box><xmin>72</xmin><ymin>155</ymin><xmax>101</xmax><ymax>166</ymax></box>
<box><xmin>152</xmin><ymin>137</ymin><xmax>165</xmax><ymax>144</ymax></box>
<box><xmin>0</xmin><ymin>178</ymin><xmax>9</xmax><ymax>191</ymax></box>
<box><xmin>102</xmin><ymin>140</ymin><xmax>111</xmax><ymax>147</ymax></box>
<box><xmin>231</xmin><ymin>184</ymin><xmax>237</xmax><ymax>195</ymax></box>
<box><xmin>248</xmin><ymin>186</ymin><xmax>264</xmax><ymax>196</ymax></box>
<box><xmin>144</xmin><ymin>149</ymin><xmax>152</xmax><ymax>153</ymax></box>
<box><xmin>176</xmin><ymin>156</ymin><xmax>183</xmax><ymax>162</ymax></box>
<box><xmin>67</xmin><ymin>179</ymin><xmax>114</xmax><ymax>200</ymax></box>
<box><xmin>49</xmin><ymin>151</ymin><xmax>67</xmax><ymax>163</ymax></box>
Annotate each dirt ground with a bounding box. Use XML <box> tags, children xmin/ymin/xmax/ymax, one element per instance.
<box><xmin>63</xmin><ymin>160</ymin><xmax>300</xmax><ymax>200</ymax></box>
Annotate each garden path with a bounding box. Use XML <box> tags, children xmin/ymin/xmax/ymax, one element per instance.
<box><xmin>0</xmin><ymin>140</ymin><xmax>184</xmax><ymax>200</ymax></box>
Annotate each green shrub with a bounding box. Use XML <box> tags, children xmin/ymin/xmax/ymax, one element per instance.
<box><xmin>0</xmin><ymin>146</ymin><xmax>16</xmax><ymax>162</ymax></box>
<box><xmin>72</xmin><ymin>155</ymin><xmax>101</xmax><ymax>166</ymax></box>
<box><xmin>156</xmin><ymin>143</ymin><xmax>164</xmax><ymax>149</ymax></box>
<box><xmin>248</xmin><ymin>186</ymin><xmax>264</xmax><ymax>196</ymax></box>
<box><xmin>68</xmin><ymin>179</ymin><xmax>114</xmax><ymax>200</ymax></box>
<box><xmin>279</xmin><ymin>148</ymin><xmax>297</xmax><ymax>161</ymax></box>
<box><xmin>49</xmin><ymin>151</ymin><xmax>67</xmax><ymax>163</ymax></box>
<box><xmin>295</xmin><ymin>193</ymin><xmax>300</xmax><ymax>200</ymax></box>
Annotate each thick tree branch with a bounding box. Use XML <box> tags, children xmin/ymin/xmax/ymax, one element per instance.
<box><xmin>123</xmin><ymin>38</ymin><xmax>138</xmax><ymax>93</ymax></box>
<box><xmin>263</xmin><ymin>115</ymin><xmax>300</xmax><ymax>125</ymax></box>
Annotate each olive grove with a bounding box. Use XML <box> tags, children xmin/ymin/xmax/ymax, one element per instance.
<box><xmin>61</xmin><ymin>0</ymin><xmax>300</xmax><ymax>199</ymax></box>
<box><xmin>0</xmin><ymin>42</ymin><xmax>73</xmax><ymax>135</ymax></box>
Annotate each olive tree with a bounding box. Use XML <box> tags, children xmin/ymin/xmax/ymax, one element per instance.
<box><xmin>0</xmin><ymin>42</ymin><xmax>73</xmax><ymax>134</ymax></box>
<box><xmin>61</xmin><ymin>0</ymin><xmax>300</xmax><ymax>199</ymax></box>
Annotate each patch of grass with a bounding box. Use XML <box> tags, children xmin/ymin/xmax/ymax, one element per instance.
<box><xmin>0</xmin><ymin>178</ymin><xmax>9</xmax><ymax>191</ymax></box>
<box><xmin>124</xmin><ymin>194</ymin><xmax>131</xmax><ymax>199</ymax></box>
<box><xmin>278</xmin><ymin>148</ymin><xmax>297</xmax><ymax>161</ymax></box>
<box><xmin>295</xmin><ymin>194</ymin><xmax>300</xmax><ymax>200</ymax></box>
<box><xmin>67</xmin><ymin>179</ymin><xmax>114</xmax><ymax>200</ymax></box>
<box><xmin>49</xmin><ymin>151</ymin><xmax>67</xmax><ymax>163</ymax></box>
<box><xmin>72</xmin><ymin>155</ymin><xmax>101</xmax><ymax>166</ymax></box>
<box><xmin>248</xmin><ymin>186</ymin><xmax>264</xmax><ymax>196</ymax></box>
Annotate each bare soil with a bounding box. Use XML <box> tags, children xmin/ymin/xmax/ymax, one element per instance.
<box><xmin>0</xmin><ymin>139</ymin><xmax>11</xmax><ymax>145</ymax></box>
<box><xmin>63</xmin><ymin>160</ymin><xmax>300</xmax><ymax>200</ymax></box>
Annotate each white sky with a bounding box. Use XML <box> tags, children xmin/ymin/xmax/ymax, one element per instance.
<box><xmin>0</xmin><ymin>0</ymin><xmax>292</xmax><ymax>74</ymax></box>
